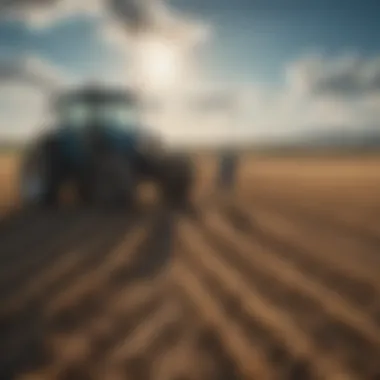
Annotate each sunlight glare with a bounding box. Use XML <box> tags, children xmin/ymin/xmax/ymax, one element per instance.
<box><xmin>134</xmin><ymin>37</ymin><xmax>183</xmax><ymax>94</ymax></box>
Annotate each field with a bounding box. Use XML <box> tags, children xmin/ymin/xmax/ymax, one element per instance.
<box><xmin>0</xmin><ymin>153</ymin><xmax>380</xmax><ymax>380</ymax></box>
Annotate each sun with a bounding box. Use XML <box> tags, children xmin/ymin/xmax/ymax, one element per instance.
<box><xmin>134</xmin><ymin>37</ymin><xmax>183</xmax><ymax>93</ymax></box>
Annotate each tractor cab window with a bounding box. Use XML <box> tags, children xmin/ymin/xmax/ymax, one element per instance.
<box><xmin>57</xmin><ymin>93</ymin><xmax>141</xmax><ymax>132</ymax></box>
<box><xmin>60</xmin><ymin>102</ymin><xmax>92</xmax><ymax>130</ymax></box>
<box><xmin>96</xmin><ymin>103</ymin><xmax>140</xmax><ymax>131</ymax></box>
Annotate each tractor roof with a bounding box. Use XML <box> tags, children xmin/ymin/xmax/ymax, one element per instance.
<box><xmin>58</xmin><ymin>84</ymin><xmax>137</xmax><ymax>107</ymax></box>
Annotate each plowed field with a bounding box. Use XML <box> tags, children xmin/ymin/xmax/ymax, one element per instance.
<box><xmin>1</xmin><ymin>154</ymin><xmax>380</xmax><ymax>380</ymax></box>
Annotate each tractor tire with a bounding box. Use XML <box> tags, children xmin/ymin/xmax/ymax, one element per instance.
<box><xmin>20</xmin><ymin>135</ymin><xmax>64</xmax><ymax>209</ymax></box>
<box><xmin>159</xmin><ymin>153</ymin><xmax>194</xmax><ymax>208</ymax></box>
<box><xmin>87</xmin><ymin>153</ymin><xmax>136</xmax><ymax>210</ymax></box>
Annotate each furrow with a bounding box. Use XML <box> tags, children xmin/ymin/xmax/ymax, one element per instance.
<box><xmin>108</xmin><ymin>300</ymin><xmax>181</xmax><ymax>363</ymax></box>
<box><xmin>179</xmin><ymin>219</ymin><xmax>354</xmax><ymax>380</ymax></box>
<box><xmin>234</xmin><ymin>203</ymin><xmax>380</xmax><ymax>305</ymax></box>
<box><xmin>0</xmin><ymin>213</ymin><xmax>93</xmax><ymax>291</ymax></box>
<box><xmin>172</xmin><ymin>257</ymin><xmax>274</xmax><ymax>380</ymax></box>
<box><xmin>203</xmin><ymin>210</ymin><xmax>380</xmax><ymax>347</ymax></box>
<box><xmin>45</xmin><ymin>220</ymin><xmax>150</xmax><ymax>323</ymax></box>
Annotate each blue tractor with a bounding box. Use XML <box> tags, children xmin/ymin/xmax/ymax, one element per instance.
<box><xmin>19</xmin><ymin>84</ymin><xmax>194</xmax><ymax>210</ymax></box>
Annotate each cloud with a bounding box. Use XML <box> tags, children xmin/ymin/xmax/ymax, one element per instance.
<box><xmin>0</xmin><ymin>55</ymin><xmax>74</xmax><ymax>91</ymax></box>
<box><xmin>286</xmin><ymin>53</ymin><xmax>380</xmax><ymax>98</ymax></box>
<box><xmin>0</xmin><ymin>0</ymin><xmax>211</xmax><ymax>94</ymax></box>
<box><xmin>0</xmin><ymin>0</ymin><xmax>210</xmax><ymax>46</ymax></box>
<box><xmin>234</xmin><ymin>53</ymin><xmax>380</xmax><ymax>142</ymax></box>
<box><xmin>157</xmin><ymin>53</ymin><xmax>380</xmax><ymax>146</ymax></box>
<box><xmin>0</xmin><ymin>55</ymin><xmax>75</xmax><ymax>141</ymax></box>
<box><xmin>0</xmin><ymin>0</ymin><xmax>104</xmax><ymax>27</ymax></box>
<box><xmin>2</xmin><ymin>52</ymin><xmax>380</xmax><ymax>145</ymax></box>
<box><xmin>109</xmin><ymin>0</ymin><xmax>209</xmax><ymax>45</ymax></box>
<box><xmin>0</xmin><ymin>82</ymin><xmax>53</xmax><ymax>141</ymax></box>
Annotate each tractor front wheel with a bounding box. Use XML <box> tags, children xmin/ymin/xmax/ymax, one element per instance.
<box><xmin>77</xmin><ymin>153</ymin><xmax>136</xmax><ymax>211</ymax></box>
<box><xmin>19</xmin><ymin>136</ymin><xmax>64</xmax><ymax>209</ymax></box>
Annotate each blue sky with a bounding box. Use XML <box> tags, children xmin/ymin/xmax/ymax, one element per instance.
<box><xmin>200</xmin><ymin>1</ymin><xmax>380</xmax><ymax>84</ymax></box>
<box><xmin>1</xmin><ymin>0</ymin><xmax>379</xmax><ymax>83</ymax></box>
<box><xmin>1</xmin><ymin>0</ymin><xmax>380</xmax><ymax>144</ymax></box>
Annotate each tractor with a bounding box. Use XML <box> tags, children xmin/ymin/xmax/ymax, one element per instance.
<box><xmin>19</xmin><ymin>84</ymin><xmax>194</xmax><ymax>210</ymax></box>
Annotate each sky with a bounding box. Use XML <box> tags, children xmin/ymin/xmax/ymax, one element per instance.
<box><xmin>0</xmin><ymin>0</ymin><xmax>380</xmax><ymax>146</ymax></box>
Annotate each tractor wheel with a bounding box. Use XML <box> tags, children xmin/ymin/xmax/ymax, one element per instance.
<box><xmin>19</xmin><ymin>136</ymin><xmax>64</xmax><ymax>209</ymax></box>
<box><xmin>159</xmin><ymin>153</ymin><xmax>194</xmax><ymax>209</ymax></box>
<box><xmin>87</xmin><ymin>153</ymin><xmax>136</xmax><ymax>210</ymax></box>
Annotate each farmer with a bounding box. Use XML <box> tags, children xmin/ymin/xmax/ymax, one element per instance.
<box><xmin>218</xmin><ymin>148</ymin><xmax>238</xmax><ymax>193</ymax></box>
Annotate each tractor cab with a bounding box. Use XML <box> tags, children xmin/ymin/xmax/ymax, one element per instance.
<box><xmin>53</xmin><ymin>85</ymin><xmax>144</xmax><ymax>166</ymax></box>
<box><xmin>56</xmin><ymin>85</ymin><xmax>141</xmax><ymax>134</ymax></box>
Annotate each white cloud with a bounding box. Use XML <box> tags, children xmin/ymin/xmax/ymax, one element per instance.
<box><xmin>0</xmin><ymin>55</ymin><xmax>75</xmax><ymax>141</ymax></box>
<box><xmin>0</xmin><ymin>0</ymin><xmax>104</xmax><ymax>27</ymax></box>
<box><xmin>146</xmin><ymin>53</ymin><xmax>380</xmax><ymax>146</ymax></box>
<box><xmin>0</xmin><ymin>83</ymin><xmax>52</xmax><ymax>141</ymax></box>
<box><xmin>2</xmin><ymin>52</ymin><xmax>380</xmax><ymax>145</ymax></box>
<box><xmin>0</xmin><ymin>0</ymin><xmax>210</xmax><ymax>46</ymax></box>
<box><xmin>286</xmin><ymin>53</ymin><xmax>380</xmax><ymax>98</ymax></box>
<box><xmin>285</xmin><ymin>53</ymin><xmax>380</xmax><ymax>128</ymax></box>
<box><xmin>109</xmin><ymin>0</ymin><xmax>209</xmax><ymax>42</ymax></box>
<box><xmin>0</xmin><ymin>55</ymin><xmax>74</xmax><ymax>90</ymax></box>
